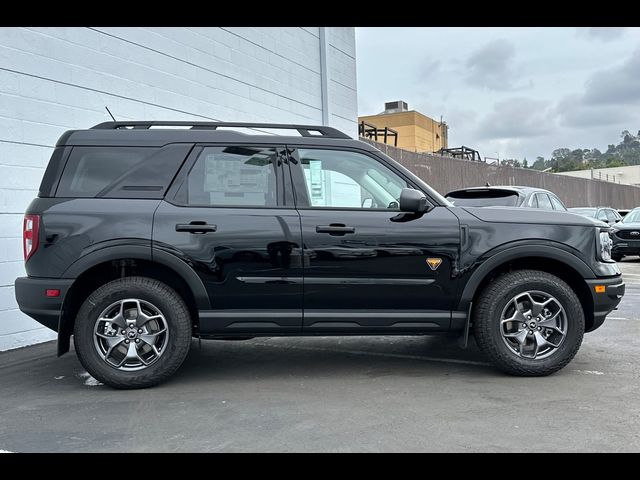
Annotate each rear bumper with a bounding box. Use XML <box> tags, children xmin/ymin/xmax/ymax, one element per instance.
<box><xmin>585</xmin><ymin>276</ymin><xmax>625</xmax><ymax>333</ymax></box>
<box><xmin>14</xmin><ymin>277</ymin><xmax>74</xmax><ymax>332</ymax></box>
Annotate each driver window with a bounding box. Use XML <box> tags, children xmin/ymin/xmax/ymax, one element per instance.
<box><xmin>297</xmin><ymin>149</ymin><xmax>408</xmax><ymax>209</ymax></box>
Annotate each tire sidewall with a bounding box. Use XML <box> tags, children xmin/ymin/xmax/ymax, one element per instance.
<box><xmin>480</xmin><ymin>273</ymin><xmax>584</xmax><ymax>373</ymax></box>
<box><xmin>74</xmin><ymin>278</ymin><xmax>191</xmax><ymax>388</ymax></box>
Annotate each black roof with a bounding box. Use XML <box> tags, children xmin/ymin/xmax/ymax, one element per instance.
<box><xmin>56</xmin><ymin>121</ymin><xmax>363</xmax><ymax>148</ymax></box>
<box><xmin>446</xmin><ymin>185</ymin><xmax>550</xmax><ymax>196</ymax></box>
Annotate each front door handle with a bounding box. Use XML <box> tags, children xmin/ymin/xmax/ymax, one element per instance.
<box><xmin>176</xmin><ymin>222</ymin><xmax>217</xmax><ymax>234</ymax></box>
<box><xmin>316</xmin><ymin>224</ymin><xmax>356</xmax><ymax>236</ymax></box>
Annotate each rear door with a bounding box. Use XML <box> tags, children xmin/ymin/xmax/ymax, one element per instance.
<box><xmin>153</xmin><ymin>144</ymin><xmax>303</xmax><ymax>334</ymax></box>
<box><xmin>287</xmin><ymin>146</ymin><xmax>460</xmax><ymax>333</ymax></box>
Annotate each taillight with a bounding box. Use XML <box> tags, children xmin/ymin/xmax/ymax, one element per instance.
<box><xmin>23</xmin><ymin>214</ymin><xmax>40</xmax><ymax>262</ymax></box>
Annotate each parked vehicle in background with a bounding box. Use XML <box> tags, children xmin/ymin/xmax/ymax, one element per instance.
<box><xmin>569</xmin><ymin>207</ymin><xmax>622</xmax><ymax>226</ymax></box>
<box><xmin>617</xmin><ymin>209</ymin><xmax>632</xmax><ymax>218</ymax></box>
<box><xmin>14</xmin><ymin>122</ymin><xmax>624</xmax><ymax>388</ymax></box>
<box><xmin>445</xmin><ymin>186</ymin><xmax>608</xmax><ymax>228</ymax></box>
<box><xmin>445</xmin><ymin>186</ymin><xmax>569</xmax><ymax>211</ymax></box>
<box><xmin>610</xmin><ymin>207</ymin><xmax>640</xmax><ymax>261</ymax></box>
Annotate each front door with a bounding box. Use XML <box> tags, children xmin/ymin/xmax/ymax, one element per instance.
<box><xmin>287</xmin><ymin>147</ymin><xmax>460</xmax><ymax>333</ymax></box>
<box><xmin>153</xmin><ymin>144</ymin><xmax>303</xmax><ymax>334</ymax></box>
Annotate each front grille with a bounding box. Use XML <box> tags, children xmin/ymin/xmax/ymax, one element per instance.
<box><xmin>615</xmin><ymin>230</ymin><xmax>640</xmax><ymax>240</ymax></box>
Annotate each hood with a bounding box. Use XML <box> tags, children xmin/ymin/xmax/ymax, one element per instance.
<box><xmin>612</xmin><ymin>221</ymin><xmax>640</xmax><ymax>231</ymax></box>
<box><xmin>461</xmin><ymin>206</ymin><xmax>602</xmax><ymax>227</ymax></box>
<box><xmin>580</xmin><ymin>217</ymin><xmax>610</xmax><ymax>228</ymax></box>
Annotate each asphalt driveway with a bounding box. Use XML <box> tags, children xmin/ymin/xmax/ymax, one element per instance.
<box><xmin>1</xmin><ymin>261</ymin><xmax>639</xmax><ymax>452</ymax></box>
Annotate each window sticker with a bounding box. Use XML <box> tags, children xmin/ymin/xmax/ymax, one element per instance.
<box><xmin>309</xmin><ymin>160</ymin><xmax>323</xmax><ymax>200</ymax></box>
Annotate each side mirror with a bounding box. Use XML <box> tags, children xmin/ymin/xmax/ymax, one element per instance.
<box><xmin>362</xmin><ymin>198</ymin><xmax>373</xmax><ymax>208</ymax></box>
<box><xmin>399</xmin><ymin>188</ymin><xmax>431</xmax><ymax>213</ymax></box>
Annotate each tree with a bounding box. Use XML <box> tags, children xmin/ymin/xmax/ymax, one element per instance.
<box><xmin>606</xmin><ymin>157</ymin><xmax>626</xmax><ymax>168</ymax></box>
<box><xmin>500</xmin><ymin>158</ymin><xmax>522</xmax><ymax>168</ymax></box>
<box><xmin>490</xmin><ymin>129</ymin><xmax>640</xmax><ymax>172</ymax></box>
<box><xmin>531</xmin><ymin>156</ymin><xmax>547</xmax><ymax>170</ymax></box>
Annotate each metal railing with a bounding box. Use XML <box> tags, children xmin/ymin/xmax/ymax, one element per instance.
<box><xmin>358</xmin><ymin>121</ymin><xmax>398</xmax><ymax>146</ymax></box>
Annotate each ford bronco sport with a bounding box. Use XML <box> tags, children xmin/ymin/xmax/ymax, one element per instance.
<box><xmin>14</xmin><ymin>121</ymin><xmax>625</xmax><ymax>388</ymax></box>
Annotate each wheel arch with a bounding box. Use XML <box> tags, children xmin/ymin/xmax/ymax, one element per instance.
<box><xmin>58</xmin><ymin>247</ymin><xmax>209</xmax><ymax>356</ymax></box>
<box><xmin>457</xmin><ymin>245</ymin><xmax>596</xmax><ymax>332</ymax></box>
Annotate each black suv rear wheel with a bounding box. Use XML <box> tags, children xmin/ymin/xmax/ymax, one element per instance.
<box><xmin>473</xmin><ymin>270</ymin><xmax>585</xmax><ymax>376</ymax></box>
<box><xmin>74</xmin><ymin>277</ymin><xmax>192</xmax><ymax>389</ymax></box>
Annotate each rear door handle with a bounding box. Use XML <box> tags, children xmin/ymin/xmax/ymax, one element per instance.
<box><xmin>316</xmin><ymin>224</ymin><xmax>356</xmax><ymax>235</ymax></box>
<box><xmin>176</xmin><ymin>222</ymin><xmax>217</xmax><ymax>234</ymax></box>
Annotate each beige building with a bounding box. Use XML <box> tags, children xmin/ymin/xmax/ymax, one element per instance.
<box><xmin>556</xmin><ymin>165</ymin><xmax>640</xmax><ymax>186</ymax></box>
<box><xmin>358</xmin><ymin>101</ymin><xmax>448</xmax><ymax>153</ymax></box>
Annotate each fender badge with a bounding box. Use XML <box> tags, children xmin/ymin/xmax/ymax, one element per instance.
<box><xmin>426</xmin><ymin>258</ymin><xmax>442</xmax><ymax>271</ymax></box>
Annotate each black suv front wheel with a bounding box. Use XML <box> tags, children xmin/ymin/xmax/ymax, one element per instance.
<box><xmin>74</xmin><ymin>277</ymin><xmax>192</xmax><ymax>389</ymax></box>
<box><xmin>473</xmin><ymin>270</ymin><xmax>585</xmax><ymax>376</ymax></box>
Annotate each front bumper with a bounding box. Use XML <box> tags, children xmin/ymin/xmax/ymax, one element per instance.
<box><xmin>612</xmin><ymin>244</ymin><xmax>640</xmax><ymax>256</ymax></box>
<box><xmin>611</xmin><ymin>235</ymin><xmax>640</xmax><ymax>256</ymax></box>
<box><xmin>585</xmin><ymin>276</ymin><xmax>625</xmax><ymax>333</ymax></box>
<box><xmin>14</xmin><ymin>277</ymin><xmax>74</xmax><ymax>332</ymax></box>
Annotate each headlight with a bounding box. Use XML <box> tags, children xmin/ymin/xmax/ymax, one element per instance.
<box><xmin>597</xmin><ymin>229</ymin><xmax>613</xmax><ymax>262</ymax></box>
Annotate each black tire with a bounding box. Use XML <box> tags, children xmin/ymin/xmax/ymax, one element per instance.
<box><xmin>473</xmin><ymin>270</ymin><xmax>584</xmax><ymax>376</ymax></box>
<box><xmin>73</xmin><ymin>277</ymin><xmax>192</xmax><ymax>389</ymax></box>
<box><xmin>612</xmin><ymin>254</ymin><xmax>623</xmax><ymax>262</ymax></box>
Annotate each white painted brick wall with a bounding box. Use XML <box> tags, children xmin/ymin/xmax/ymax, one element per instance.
<box><xmin>0</xmin><ymin>27</ymin><xmax>357</xmax><ymax>351</ymax></box>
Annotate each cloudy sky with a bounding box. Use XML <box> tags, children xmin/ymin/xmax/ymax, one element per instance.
<box><xmin>355</xmin><ymin>27</ymin><xmax>640</xmax><ymax>161</ymax></box>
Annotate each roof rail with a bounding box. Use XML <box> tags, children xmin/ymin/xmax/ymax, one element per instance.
<box><xmin>90</xmin><ymin>121</ymin><xmax>351</xmax><ymax>139</ymax></box>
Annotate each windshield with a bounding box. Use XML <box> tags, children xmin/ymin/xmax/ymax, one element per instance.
<box><xmin>622</xmin><ymin>209</ymin><xmax>640</xmax><ymax>223</ymax></box>
<box><xmin>569</xmin><ymin>208</ymin><xmax>597</xmax><ymax>217</ymax></box>
<box><xmin>446</xmin><ymin>190</ymin><xmax>520</xmax><ymax>207</ymax></box>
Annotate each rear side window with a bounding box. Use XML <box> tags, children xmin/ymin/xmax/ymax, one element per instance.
<box><xmin>181</xmin><ymin>146</ymin><xmax>279</xmax><ymax>207</ymax></box>
<box><xmin>549</xmin><ymin>195</ymin><xmax>566</xmax><ymax>211</ymax></box>
<box><xmin>535</xmin><ymin>193</ymin><xmax>553</xmax><ymax>210</ymax></box>
<box><xmin>446</xmin><ymin>190</ymin><xmax>519</xmax><ymax>207</ymax></box>
<box><xmin>56</xmin><ymin>145</ymin><xmax>192</xmax><ymax>198</ymax></box>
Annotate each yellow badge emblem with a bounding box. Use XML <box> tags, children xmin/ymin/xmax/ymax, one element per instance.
<box><xmin>426</xmin><ymin>258</ymin><xmax>442</xmax><ymax>271</ymax></box>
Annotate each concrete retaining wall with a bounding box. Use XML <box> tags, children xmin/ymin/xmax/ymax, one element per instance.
<box><xmin>363</xmin><ymin>139</ymin><xmax>640</xmax><ymax>209</ymax></box>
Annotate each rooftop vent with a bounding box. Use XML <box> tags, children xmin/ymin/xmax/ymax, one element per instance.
<box><xmin>384</xmin><ymin>101</ymin><xmax>408</xmax><ymax>114</ymax></box>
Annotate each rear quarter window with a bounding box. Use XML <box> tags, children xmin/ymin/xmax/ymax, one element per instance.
<box><xmin>55</xmin><ymin>145</ymin><xmax>192</xmax><ymax>198</ymax></box>
<box><xmin>38</xmin><ymin>146</ymin><xmax>70</xmax><ymax>197</ymax></box>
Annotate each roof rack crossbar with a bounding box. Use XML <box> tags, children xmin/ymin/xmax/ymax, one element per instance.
<box><xmin>91</xmin><ymin>121</ymin><xmax>351</xmax><ymax>139</ymax></box>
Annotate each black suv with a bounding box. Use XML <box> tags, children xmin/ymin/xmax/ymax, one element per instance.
<box><xmin>610</xmin><ymin>207</ymin><xmax>640</xmax><ymax>261</ymax></box>
<box><xmin>15</xmin><ymin>122</ymin><xmax>625</xmax><ymax>389</ymax></box>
